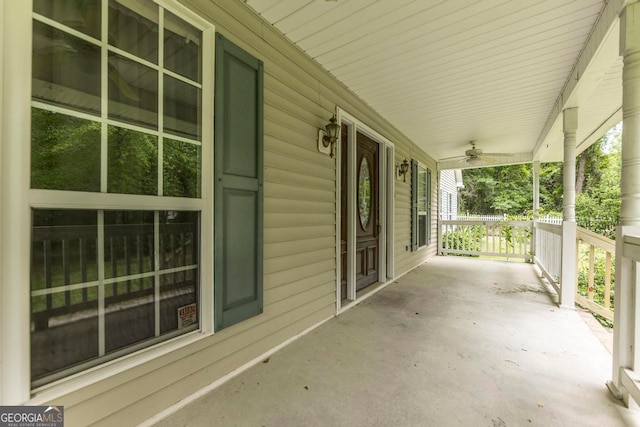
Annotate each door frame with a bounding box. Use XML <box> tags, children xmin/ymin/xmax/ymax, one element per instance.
<box><xmin>335</xmin><ymin>108</ymin><xmax>394</xmax><ymax>314</ymax></box>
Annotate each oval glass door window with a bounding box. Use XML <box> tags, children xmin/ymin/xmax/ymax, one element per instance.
<box><xmin>358</xmin><ymin>157</ymin><xmax>371</xmax><ymax>230</ymax></box>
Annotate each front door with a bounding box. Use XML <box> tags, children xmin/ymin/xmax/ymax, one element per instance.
<box><xmin>355</xmin><ymin>132</ymin><xmax>379</xmax><ymax>290</ymax></box>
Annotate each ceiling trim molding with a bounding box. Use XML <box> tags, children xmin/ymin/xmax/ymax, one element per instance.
<box><xmin>533</xmin><ymin>0</ymin><xmax>625</xmax><ymax>160</ymax></box>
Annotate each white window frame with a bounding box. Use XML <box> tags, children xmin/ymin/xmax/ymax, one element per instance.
<box><xmin>0</xmin><ymin>0</ymin><xmax>215</xmax><ymax>404</ymax></box>
<box><xmin>416</xmin><ymin>162</ymin><xmax>430</xmax><ymax>250</ymax></box>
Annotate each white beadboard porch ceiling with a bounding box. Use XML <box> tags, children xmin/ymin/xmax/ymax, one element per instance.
<box><xmin>243</xmin><ymin>0</ymin><xmax>621</xmax><ymax>164</ymax></box>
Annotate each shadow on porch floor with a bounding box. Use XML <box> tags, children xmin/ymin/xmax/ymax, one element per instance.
<box><xmin>155</xmin><ymin>257</ymin><xmax>639</xmax><ymax>426</ymax></box>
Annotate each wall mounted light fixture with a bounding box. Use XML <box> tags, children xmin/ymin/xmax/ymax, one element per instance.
<box><xmin>397</xmin><ymin>159</ymin><xmax>409</xmax><ymax>182</ymax></box>
<box><xmin>318</xmin><ymin>114</ymin><xmax>340</xmax><ymax>158</ymax></box>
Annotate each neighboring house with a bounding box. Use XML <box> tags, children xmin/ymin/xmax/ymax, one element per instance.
<box><xmin>440</xmin><ymin>169</ymin><xmax>464</xmax><ymax>220</ymax></box>
<box><xmin>1</xmin><ymin>0</ymin><xmax>639</xmax><ymax>424</ymax></box>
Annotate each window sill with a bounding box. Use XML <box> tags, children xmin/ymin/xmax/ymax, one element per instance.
<box><xmin>28</xmin><ymin>329</ymin><xmax>210</xmax><ymax>405</ymax></box>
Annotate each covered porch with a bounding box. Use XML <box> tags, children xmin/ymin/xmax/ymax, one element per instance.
<box><xmin>152</xmin><ymin>257</ymin><xmax>637</xmax><ymax>426</ymax></box>
<box><xmin>3</xmin><ymin>0</ymin><xmax>640</xmax><ymax>424</ymax></box>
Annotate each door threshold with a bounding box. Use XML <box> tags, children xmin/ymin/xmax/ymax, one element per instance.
<box><xmin>337</xmin><ymin>281</ymin><xmax>388</xmax><ymax>315</ymax></box>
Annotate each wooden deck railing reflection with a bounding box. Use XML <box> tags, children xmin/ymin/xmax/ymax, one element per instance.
<box><xmin>31</xmin><ymin>223</ymin><xmax>196</xmax><ymax>330</ymax></box>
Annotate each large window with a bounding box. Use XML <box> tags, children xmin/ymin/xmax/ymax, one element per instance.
<box><xmin>30</xmin><ymin>0</ymin><xmax>204</xmax><ymax>386</ymax></box>
<box><xmin>411</xmin><ymin>161</ymin><xmax>431</xmax><ymax>250</ymax></box>
<box><xmin>417</xmin><ymin>166</ymin><xmax>430</xmax><ymax>247</ymax></box>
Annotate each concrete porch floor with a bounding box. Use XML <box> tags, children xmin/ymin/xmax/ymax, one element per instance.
<box><xmin>156</xmin><ymin>257</ymin><xmax>640</xmax><ymax>426</ymax></box>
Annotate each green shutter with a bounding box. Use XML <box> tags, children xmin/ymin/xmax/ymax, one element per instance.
<box><xmin>214</xmin><ymin>34</ymin><xmax>264</xmax><ymax>330</ymax></box>
<box><xmin>411</xmin><ymin>159</ymin><xmax>418</xmax><ymax>251</ymax></box>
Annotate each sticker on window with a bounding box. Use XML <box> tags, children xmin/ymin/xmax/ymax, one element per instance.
<box><xmin>177</xmin><ymin>303</ymin><xmax>197</xmax><ymax>329</ymax></box>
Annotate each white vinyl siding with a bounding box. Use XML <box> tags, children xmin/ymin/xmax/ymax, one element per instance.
<box><xmin>440</xmin><ymin>169</ymin><xmax>459</xmax><ymax>220</ymax></box>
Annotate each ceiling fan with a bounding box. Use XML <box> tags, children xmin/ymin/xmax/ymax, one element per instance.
<box><xmin>439</xmin><ymin>141</ymin><xmax>511</xmax><ymax>165</ymax></box>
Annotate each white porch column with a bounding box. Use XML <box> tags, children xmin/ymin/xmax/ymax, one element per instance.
<box><xmin>533</xmin><ymin>161</ymin><xmax>540</xmax><ymax>217</ymax></box>
<box><xmin>560</xmin><ymin>108</ymin><xmax>577</xmax><ymax>309</ymax></box>
<box><xmin>610</xmin><ymin>0</ymin><xmax>640</xmax><ymax>406</ymax></box>
<box><xmin>531</xmin><ymin>161</ymin><xmax>540</xmax><ymax>260</ymax></box>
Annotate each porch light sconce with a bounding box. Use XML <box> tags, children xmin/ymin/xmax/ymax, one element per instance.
<box><xmin>397</xmin><ymin>159</ymin><xmax>409</xmax><ymax>182</ymax></box>
<box><xmin>318</xmin><ymin>114</ymin><xmax>340</xmax><ymax>158</ymax></box>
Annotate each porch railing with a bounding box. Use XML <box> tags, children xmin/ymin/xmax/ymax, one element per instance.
<box><xmin>441</xmin><ymin>217</ymin><xmax>615</xmax><ymax>323</ymax></box>
<box><xmin>533</xmin><ymin>221</ymin><xmax>615</xmax><ymax>321</ymax></box>
<box><xmin>439</xmin><ymin>219</ymin><xmax>532</xmax><ymax>261</ymax></box>
<box><xmin>575</xmin><ymin>226</ymin><xmax>614</xmax><ymax>322</ymax></box>
<box><xmin>533</xmin><ymin>221</ymin><xmax>562</xmax><ymax>295</ymax></box>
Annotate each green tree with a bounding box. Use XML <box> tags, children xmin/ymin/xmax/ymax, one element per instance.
<box><xmin>458</xmin><ymin>124</ymin><xmax>621</xmax><ymax>227</ymax></box>
<box><xmin>459</xmin><ymin>164</ymin><xmax>532</xmax><ymax>215</ymax></box>
<box><xmin>574</xmin><ymin>127</ymin><xmax>621</xmax><ymax>237</ymax></box>
<box><xmin>539</xmin><ymin>162</ymin><xmax>563</xmax><ymax>214</ymax></box>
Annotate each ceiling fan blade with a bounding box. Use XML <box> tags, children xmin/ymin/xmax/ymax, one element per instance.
<box><xmin>439</xmin><ymin>155</ymin><xmax>467</xmax><ymax>161</ymax></box>
<box><xmin>481</xmin><ymin>152</ymin><xmax>514</xmax><ymax>157</ymax></box>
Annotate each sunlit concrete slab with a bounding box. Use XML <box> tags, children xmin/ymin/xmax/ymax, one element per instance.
<box><xmin>155</xmin><ymin>257</ymin><xmax>639</xmax><ymax>426</ymax></box>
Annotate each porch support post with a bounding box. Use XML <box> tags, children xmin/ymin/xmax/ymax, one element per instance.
<box><xmin>533</xmin><ymin>161</ymin><xmax>540</xmax><ymax>217</ymax></box>
<box><xmin>610</xmin><ymin>0</ymin><xmax>640</xmax><ymax>406</ymax></box>
<box><xmin>531</xmin><ymin>161</ymin><xmax>540</xmax><ymax>259</ymax></box>
<box><xmin>560</xmin><ymin>108</ymin><xmax>577</xmax><ymax>309</ymax></box>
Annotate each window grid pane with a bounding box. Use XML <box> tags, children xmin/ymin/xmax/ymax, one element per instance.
<box><xmin>32</xmin><ymin>20</ymin><xmax>101</xmax><ymax>115</ymax></box>
<box><xmin>31</xmin><ymin>0</ymin><xmax>202</xmax><ymax>198</ymax></box>
<box><xmin>30</xmin><ymin>208</ymin><xmax>199</xmax><ymax>385</ymax></box>
<box><xmin>417</xmin><ymin>166</ymin><xmax>429</xmax><ymax>247</ymax></box>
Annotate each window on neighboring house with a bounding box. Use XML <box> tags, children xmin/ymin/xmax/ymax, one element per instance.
<box><xmin>411</xmin><ymin>161</ymin><xmax>431</xmax><ymax>250</ymax></box>
<box><xmin>30</xmin><ymin>0</ymin><xmax>205</xmax><ymax>387</ymax></box>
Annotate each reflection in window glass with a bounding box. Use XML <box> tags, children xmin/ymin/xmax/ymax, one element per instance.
<box><xmin>31</xmin><ymin>109</ymin><xmax>101</xmax><ymax>192</ymax></box>
<box><xmin>159</xmin><ymin>210</ymin><xmax>199</xmax><ymax>334</ymax></box>
<box><xmin>30</xmin><ymin>208</ymin><xmax>200</xmax><ymax>384</ymax></box>
<box><xmin>164</xmin><ymin>10</ymin><xmax>201</xmax><ymax>82</ymax></box>
<box><xmin>108</xmin><ymin>0</ymin><xmax>158</xmax><ymax>63</ymax></box>
<box><xmin>32</xmin><ymin>21</ymin><xmax>101</xmax><ymax>115</ymax></box>
<box><xmin>163</xmin><ymin>139</ymin><xmax>201</xmax><ymax>198</ymax></box>
<box><xmin>108</xmin><ymin>126</ymin><xmax>158</xmax><ymax>195</ymax></box>
<box><xmin>31</xmin><ymin>209</ymin><xmax>99</xmax><ymax>382</ymax></box>
<box><xmin>104</xmin><ymin>211</ymin><xmax>154</xmax><ymax>279</ymax></box>
<box><xmin>418</xmin><ymin>170</ymin><xmax>427</xmax><ymax>212</ymax></box>
<box><xmin>419</xmin><ymin>215</ymin><xmax>427</xmax><ymax>247</ymax></box>
<box><xmin>34</xmin><ymin>0</ymin><xmax>101</xmax><ymax>39</ymax></box>
<box><xmin>105</xmin><ymin>276</ymin><xmax>155</xmax><ymax>353</ymax></box>
<box><xmin>108</xmin><ymin>53</ymin><xmax>158</xmax><ymax>129</ymax></box>
<box><xmin>160</xmin><ymin>211</ymin><xmax>199</xmax><ymax>270</ymax></box>
<box><xmin>164</xmin><ymin>75</ymin><xmax>201</xmax><ymax>140</ymax></box>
